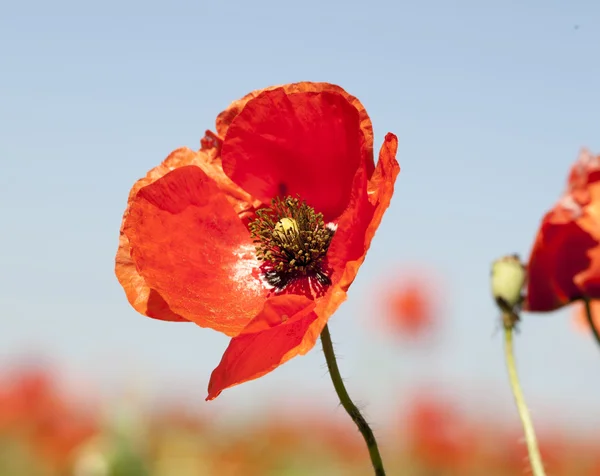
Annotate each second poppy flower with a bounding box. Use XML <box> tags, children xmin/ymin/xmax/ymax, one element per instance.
<box><xmin>526</xmin><ymin>149</ymin><xmax>600</xmax><ymax>312</ymax></box>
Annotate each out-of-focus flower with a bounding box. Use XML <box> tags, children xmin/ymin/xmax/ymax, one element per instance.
<box><xmin>0</xmin><ymin>366</ymin><xmax>97</xmax><ymax>472</ymax></box>
<box><xmin>386</xmin><ymin>280</ymin><xmax>432</xmax><ymax>337</ymax></box>
<box><xmin>115</xmin><ymin>82</ymin><xmax>399</xmax><ymax>399</ymax></box>
<box><xmin>378</xmin><ymin>270</ymin><xmax>441</xmax><ymax>339</ymax></box>
<box><xmin>0</xmin><ymin>367</ymin><xmax>57</xmax><ymax>429</ymax></box>
<box><xmin>526</xmin><ymin>150</ymin><xmax>600</xmax><ymax>312</ymax></box>
<box><xmin>404</xmin><ymin>393</ymin><xmax>475</xmax><ymax>471</ymax></box>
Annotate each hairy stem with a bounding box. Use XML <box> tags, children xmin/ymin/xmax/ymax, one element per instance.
<box><xmin>584</xmin><ymin>298</ymin><xmax>600</xmax><ymax>350</ymax></box>
<box><xmin>320</xmin><ymin>324</ymin><xmax>386</xmax><ymax>476</ymax></box>
<box><xmin>504</xmin><ymin>322</ymin><xmax>546</xmax><ymax>476</ymax></box>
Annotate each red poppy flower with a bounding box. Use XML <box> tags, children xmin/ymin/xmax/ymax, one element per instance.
<box><xmin>525</xmin><ymin>149</ymin><xmax>600</xmax><ymax>312</ymax></box>
<box><xmin>379</xmin><ymin>270</ymin><xmax>440</xmax><ymax>339</ymax></box>
<box><xmin>115</xmin><ymin>82</ymin><xmax>399</xmax><ymax>399</ymax></box>
<box><xmin>404</xmin><ymin>393</ymin><xmax>475</xmax><ymax>470</ymax></box>
<box><xmin>0</xmin><ymin>367</ymin><xmax>96</xmax><ymax>470</ymax></box>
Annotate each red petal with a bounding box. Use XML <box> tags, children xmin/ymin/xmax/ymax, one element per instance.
<box><xmin>124</xmin><ymin>165</ymin><xmax>269</xmax><ymax>336</ymax></box>
<box><xmin>573</xmin><ymin>181</ymin><xmax>600</xmax><ymax>298</ymax></box>
<box><xmin>115</xmin><ymin>148</ymin><xmax>204</xmax><ymax>322</ymax></box>
<box><xmin>292</xmin><ymin>133</ymin><xmax>400</xmax><ymax>357</ymax></box>
<box><xmin>566</xmin><ymin>149</ymin><xmax>600</xmax><ymax>196</ymax></box>
<box><xmin>115</xmin><ymin>146</ymin><xmax>256</xmax><ymax>322</ymax></box>
<box><xmin>221</xmin><ymin>87</ymin><xmax>367</xmax><ymax>222</ymax></box>
<box><xmin>329</xmin><ymin>133</ymin><xmax>400</xmax><ymax>291</ymax></box>
<box><xmin>206</xmin><ymin>295</ymin><xmax>317</xmax><ymax>400</ymax></box>
<box><xmin>215</xmin><ymin>82</ymin><xmax>375</xmax><ymax>178</ymax></box>
<box><xmin>525</xmin><ymin>216</ymin><xmax>596</xmax><ymax>311</ymax></box>
<box><xmin>526</xmin><ymin>151</ymin><xmax>600</xmax><ymax>311</ymax></box>
<box><xmin>573</xmin><ymin>244</ymin><xmax>600</xmax><ymax>298</ymax></box>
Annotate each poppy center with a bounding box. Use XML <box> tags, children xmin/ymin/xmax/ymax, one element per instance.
<box><xmin>249</xmin><ymin>196</ymin><xmax>335</xmax><ymax>290</ymax></box>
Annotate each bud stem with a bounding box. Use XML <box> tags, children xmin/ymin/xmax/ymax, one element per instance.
<box><xmin>583</xmin><ymin>298</ymin><xmax>600</xmax><ymax>349</ymax></box>
<box><xmin>320</xmin><ymin>324</ymin><xmax>386</xmax><ymax>476</ymax></box>
<box><xmin>503</xmin><ymin>316</ymin><xmax>546</xmax><ymax>476</ymax></box>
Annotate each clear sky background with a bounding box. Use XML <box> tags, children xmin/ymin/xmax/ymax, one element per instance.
<box><xmin>2</xmin><ymin>0</ymin><xmax>600</xmax><ymax>436</ymax></box>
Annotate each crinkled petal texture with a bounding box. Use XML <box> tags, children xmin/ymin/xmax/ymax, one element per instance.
<box><xmin>115</xmin><ymin>147</ymin><xmax>257</xmax><ymax>326</ymax></box>
<box><xmin>216</xmin><ymin>82</ymin><xmax>375</xmax><ymax>177</ymax></box>
<box><xmin>526</xmin><ymin>150</ymin><xmax>600</xmax><ymax>312</ymax></box>
<box><xmin>119</xmin><ymin>162</ymin><xmax>269</xmax><ymax>336</ymax></box>
<box><xmin>221</xmin><ymin>85</ymin><xmax>373</xmax><ymax>222</ymax></box>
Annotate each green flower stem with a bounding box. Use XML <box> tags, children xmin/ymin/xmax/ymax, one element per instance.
<box><xmin>583</xmin><ymin>298</ymin><xmax>600</xmax><ymax>349</ymax></box>
<box><xmin>504</xmin><ymin>321</ymin><xmax>546</xmax><ymax>476</ymax></box>
<box><xmin>320</xmin><ymin>324</ymin><xmax>386</xmax><ymax>476</ymax></box>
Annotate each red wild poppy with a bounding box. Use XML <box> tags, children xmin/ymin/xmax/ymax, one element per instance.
<box><xmin>115</xmin><ymin>82</ymin><xmax>399</xmax><ymax>399</ymax></box>
<box><xmin>404</xmin><ymin>393</ymin><xmax>475</xmax><ymax>470</ymax></box>
<box><xmin>525</xmin><ymin>149</ymin><xmax>600</xmax><ymax>312</ymax></box>
<box><xmin>379</xmin><ymin>271</ymin><xmax>439</xmax><ymax>339</ymax></box>
<box><xmin>0</xmin><ymin>367</ymin><xmax>97</xmax><ymax>470</ymax></box>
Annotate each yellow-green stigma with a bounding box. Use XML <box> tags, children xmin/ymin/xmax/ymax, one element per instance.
<box><xmin>249</xmin><ymin>196</ymin><xmax>334</xmax><ymax>289</ymax></box>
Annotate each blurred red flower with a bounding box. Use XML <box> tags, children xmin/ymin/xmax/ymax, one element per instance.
<box><xmin>115</xmin><ymin>82</ymin><xmax>399</xmax><ymax>399</ymax></box>
<box><xmin>404</xmin><ymin>393</ymin><xmax>475</xmax><ymax>470</ymax></box>
<box><xmin>526</xmin><ymin>150</ymin><xmax>600</xmax><ymax>312</ymax></box>
<box><xmin>0</xmin><ymin>367</ymin><xmax>96</xmax><ymax>470</ymax></box>
<box><xmin>382</xmin><ymin>273</ymin><xmax>437</xmax><ymax>338</ymax></box>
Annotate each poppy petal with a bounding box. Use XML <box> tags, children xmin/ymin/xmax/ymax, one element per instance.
<box><xmin>215</xmin><ymin>82</ymin><xmax>375</xmax><ymax>177</ymax></box>
<box><xmin>116</xmin><ymin>232</ymin><xmax>187</xmax><ymax>322</ymax></box>
<box><xmin>525</xmin><ymin>150</ymin><xmax>600</xmax><ymax>311</ymax></box>
<box><xmin>573</xmin><ymin>245</ymin><xmax>600</xmax><ymax>298</ymax></box>
<box><xmin>329</xmin><ymin>133</ymin><xmax>400</xmax><ymax>291</ymax></box>
<box><xmin>525</xmin><ymin>216</ymin><xmax>596</xmax><ymax>312</ymax></box>
<box><xmin>294</xmin><ymin>133</ymin><xmax>400</xmax><ymax>356</ymax></box>
<box><xmin>116</xmin><ymin>146</ymin><xmax>258</xmax><ymax>322</ymax></box>
<box><xmin>221</xmin><ymin>87</ymin><xmax>368</xmax><ymax>222</ymax></box>
<box><xmin>124</xmin><ymin>164</ymin><xmax>270</xmax><ymax>336</ymax></box>
<box><xmin>206</xmin><ymin>295</ymin><xmax>317</xmax><ymax>400</ymax></box>
<box><xmin>573</xmin><ymin>180</ymin><xmax>600</xmax><ymax>297</ymax></box>
<box><xmin>116</xmin><ymin>147</ymin><xmax>206</xmax><ymax>322</ymax></box>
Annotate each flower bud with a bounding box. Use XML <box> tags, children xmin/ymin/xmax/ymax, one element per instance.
<box><xmin>491</xmin><ymin>254</ymin><xmax>526</xmax><ymax>312</ymax></box>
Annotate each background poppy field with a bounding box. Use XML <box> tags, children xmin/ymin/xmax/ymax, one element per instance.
<box><xmin>2</xmin><ymin>1</ymin><xmax>600</xmax><ymax>475</ymax></box>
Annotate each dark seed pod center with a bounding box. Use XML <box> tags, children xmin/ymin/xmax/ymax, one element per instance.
<box><xmin>248</xmin><ymin>196</ymin><xmax>334</xmax><ymax>290</ymax></box>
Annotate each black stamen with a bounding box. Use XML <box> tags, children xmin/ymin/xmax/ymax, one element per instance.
<box><xmin>248</xmin><ymin>196</ymin><xmax>334</xmax><ymax>290</ymax></box>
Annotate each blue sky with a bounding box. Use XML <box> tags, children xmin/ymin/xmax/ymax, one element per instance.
<box><xmin>2</xmin><ymin>0</ymin><xmax>600</xmax><ymax>434</ymax></box>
